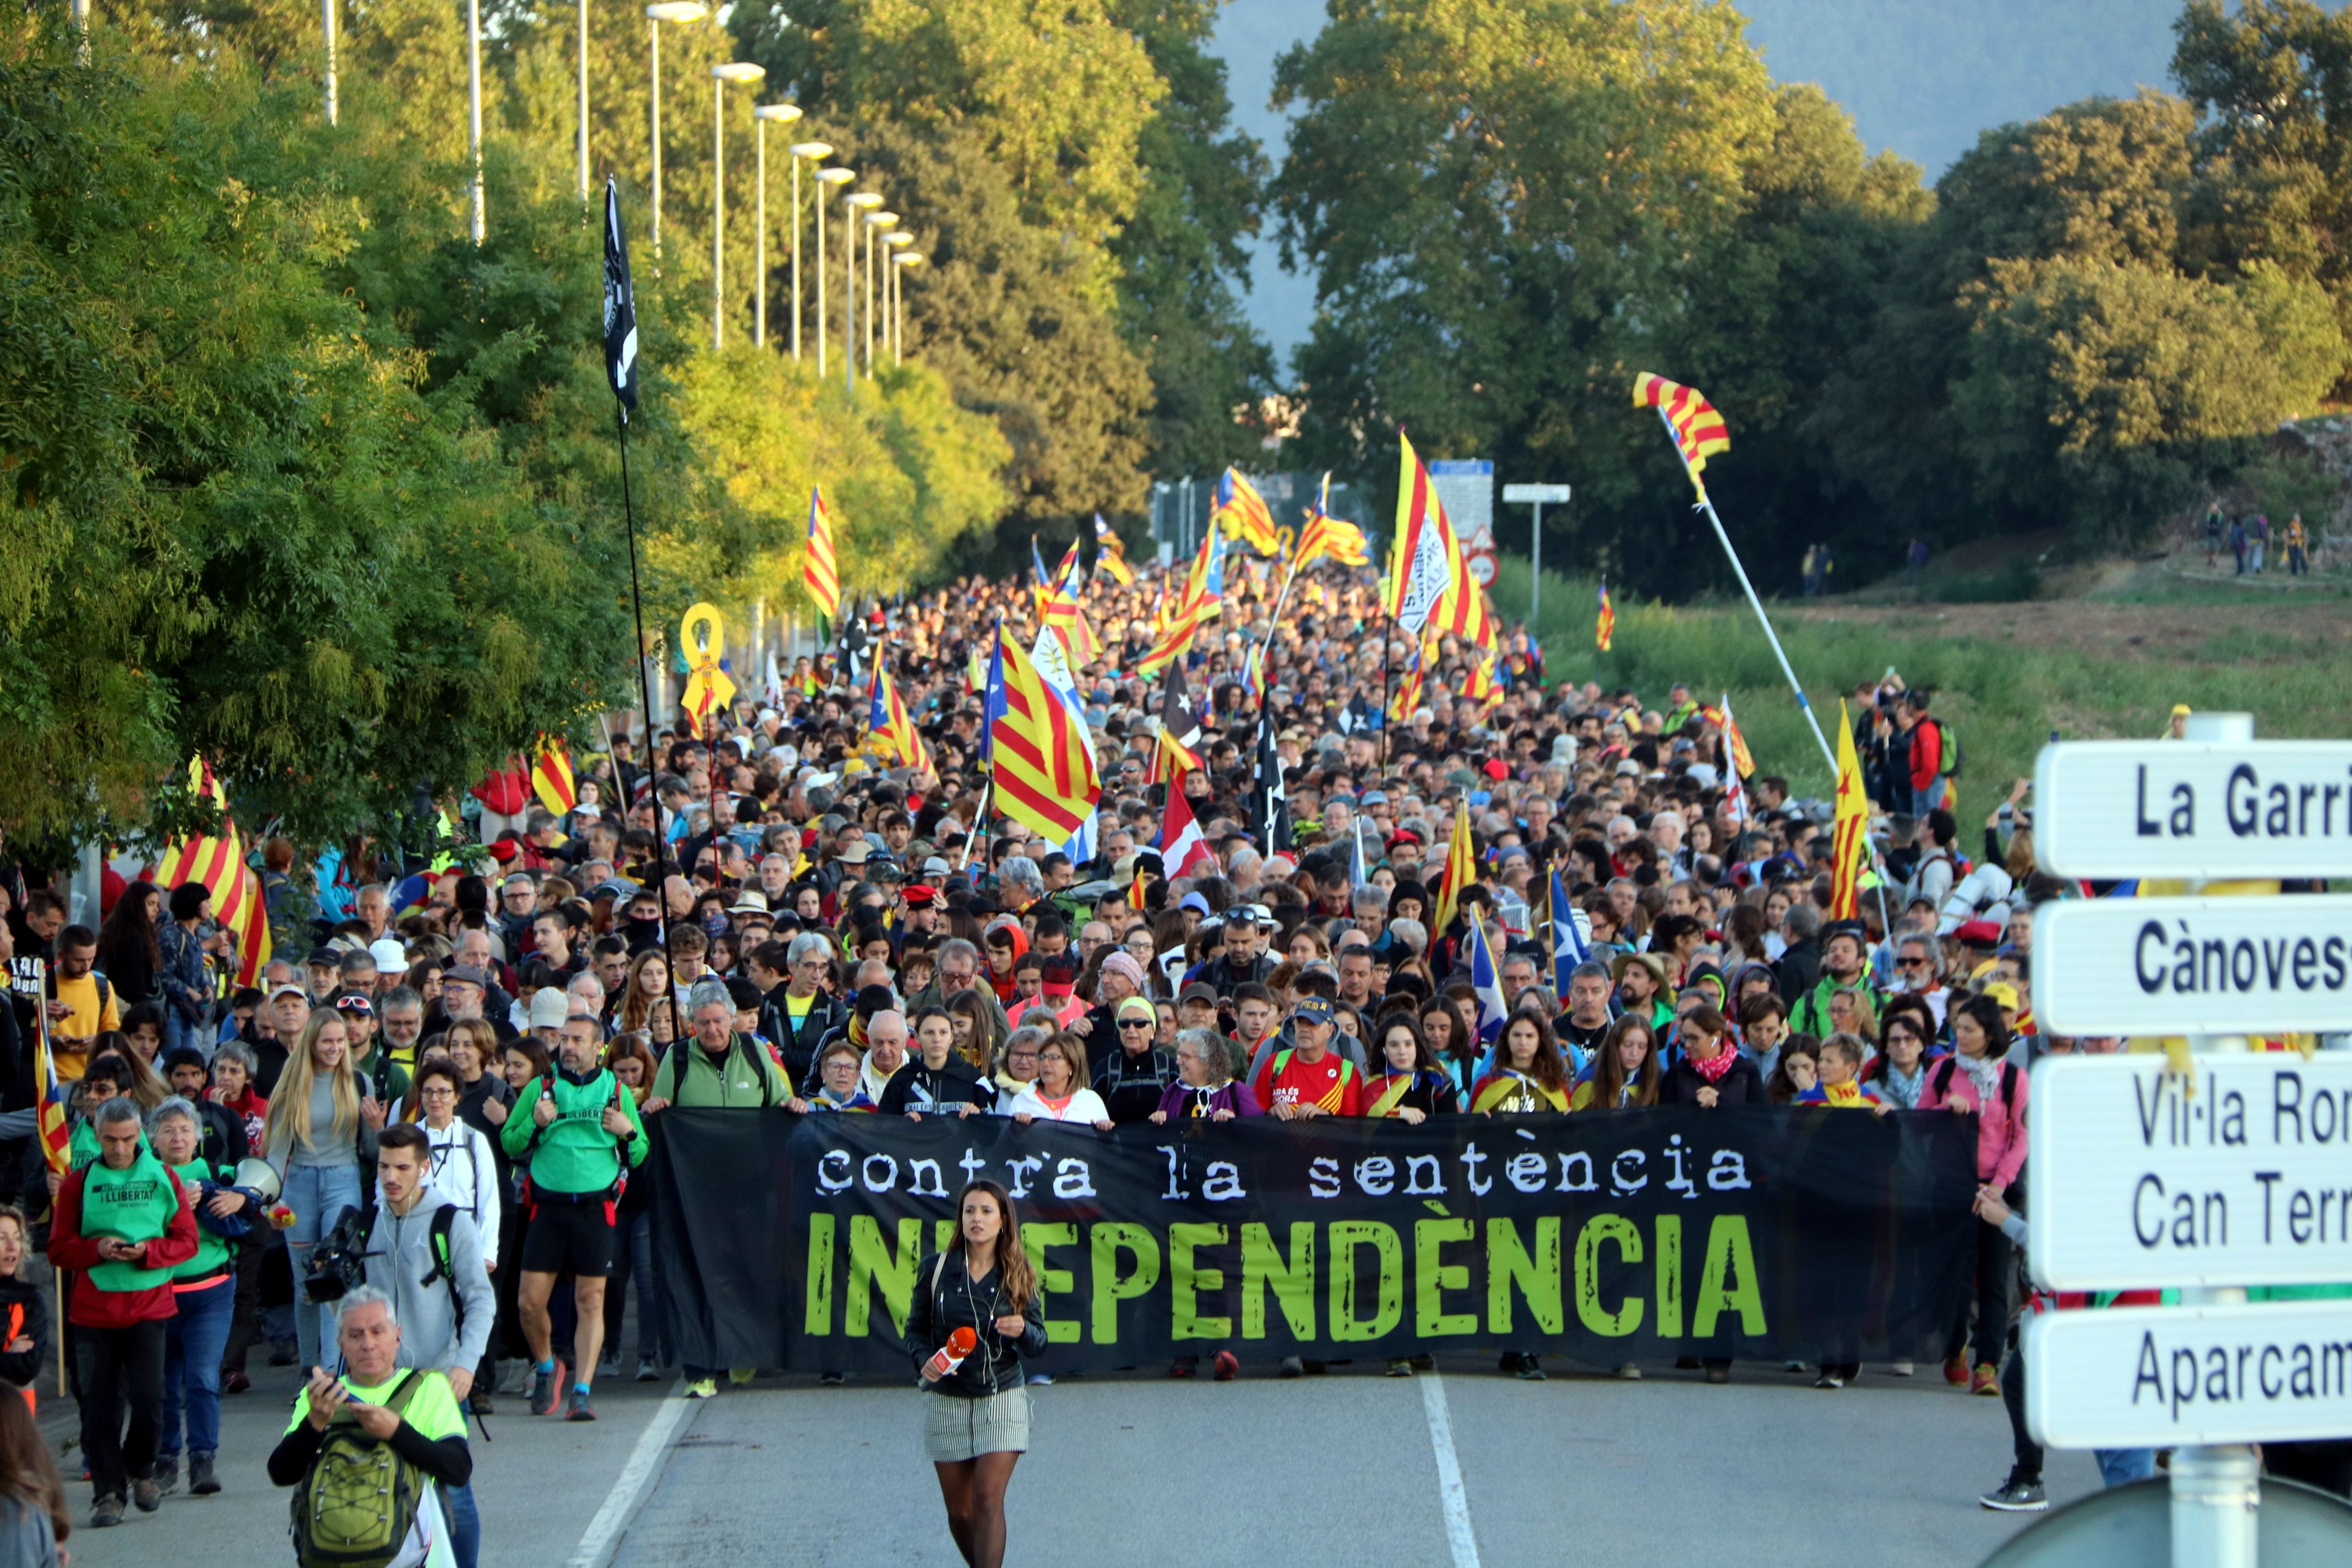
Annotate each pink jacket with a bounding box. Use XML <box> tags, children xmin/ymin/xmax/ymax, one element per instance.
<box><xmin>1919</xmin><ymin>1054</ymin><xmax>2028</xmax><ymax>1189</ymax></box>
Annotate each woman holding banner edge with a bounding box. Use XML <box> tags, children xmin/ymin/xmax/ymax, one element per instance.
<box><xmin>906</xmin><ymin>1179</ymin><xmax>1048</xmax><ymax>1568</ymax></box>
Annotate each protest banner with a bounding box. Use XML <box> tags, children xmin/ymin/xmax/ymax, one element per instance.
<box><xmin>650</xmin><ymin>1108</ymin><xmax>1980</xmax><ymax>1374</ymax></box>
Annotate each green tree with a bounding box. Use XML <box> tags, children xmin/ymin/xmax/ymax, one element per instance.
<box><xmin>0</xmin><ymin>20</ymin><xmax>635</xmax><ymax>843</ymax></box>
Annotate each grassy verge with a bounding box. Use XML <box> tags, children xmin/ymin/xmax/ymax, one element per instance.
<box><xmin>1489</xmin><ymin>557</ymin><xmax>2352</xmax><ymax>822</ymax></box>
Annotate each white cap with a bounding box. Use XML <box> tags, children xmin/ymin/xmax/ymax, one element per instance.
<box><xmin>368</xmin><ymin>938</ymin><xmax>407</xmax><ymax>974</ymax></box>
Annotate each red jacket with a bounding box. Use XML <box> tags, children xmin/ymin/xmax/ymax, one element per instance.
<box><xmin>1907</xmin><ymin>718</ymin><xmax>1942</xmax><ymax>791</ymax></box>
<box><xmin>50</xmin><ymin>1165</ymin><xmax>200</xmax><ymax>1329</ymax></box>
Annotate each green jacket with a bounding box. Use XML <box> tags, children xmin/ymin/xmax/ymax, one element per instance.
<box><xmin>499</xmin><ymin>1066</ymin><xmax>647</xmax><ymax>1196</ymax></box>
<box><xmin>649</xmin><ymin>1035</ymin><xmax>794</xmax><ymax>1108</ymax></box>
<box><xmin>1791</xmin><ymin>971</ymin><xmax>1883</xmax><ymax>1039</ymax></box>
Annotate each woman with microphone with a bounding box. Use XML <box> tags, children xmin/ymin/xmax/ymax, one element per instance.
<box><xmin>905</xmin><ymin>1180</ymin><xmax>1047</xmax><ymax>1568</ymax></box>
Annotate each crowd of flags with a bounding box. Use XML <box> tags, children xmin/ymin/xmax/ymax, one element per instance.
<box><xmin>744</xmin><ymin>367</ymin><xmax>1880</xmax><ymax>947</ymax></box>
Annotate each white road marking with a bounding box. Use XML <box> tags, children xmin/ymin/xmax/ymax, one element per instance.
<box><xmin>566</xmin><ymin>1387</ymin><xmax>698</xmax><ymax>1568</ymax></box>
<box><xmin>1419</xmin><ymin>1373</ymin><xmax>1482</xmax><ymax>1568</ymax></box>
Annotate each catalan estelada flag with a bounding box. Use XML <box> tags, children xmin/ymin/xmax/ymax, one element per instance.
<box><xmin>1212</xmin><ymin>467</ymin><xmax>1279</xmax><ymax>554</ymax></box>
<box><xmin>1595</xmin><ymin>578</ymin><xmax>1615</xmax><ymax>651</ymax></box>
<box><xmin>531</xmin><ymin>738</ymin><xmax>577</xmax><ymax>815</ymax></box>
<box><xmin>984</xmin><ymin>620</ymin><xmax>1099</xmax><ymax>841</ymax></box>
<box><xmin>1092</xmin><ymin>514</ymin><xmax>1135</xmax><ymax>585</ymax></box>
<box><xmin>153</xmin><ymin>757</ymin><xmax>271</xmax><ymax>988</ymax></box>
<box><xmin>1633</xmin><ymin>372</ymin><xmax>1731</xmax><ymax>499</ymax></box>
<box><xmin>1136</xmin><ymin>601</ymin><xmax>1207</xmax><ymax>678</ymax></box>
<box><xmin>1829</xmin><ymin>699</ymin><xmax>1868</xmax><ymax>921</ymax></box>
<box><xmin>868</xmin><ymin>662</ymin><xmax>934</xmax><ymax>776</ymax></box>
<box><xmin>803</xmin><ymin>485</ymin><xmax>842</xmax><ymax>619</ymax></box>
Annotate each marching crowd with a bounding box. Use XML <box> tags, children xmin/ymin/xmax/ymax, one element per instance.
<box><xmin>0</xmin><ymin>547</ymin><xmax>2327</xmax><ymax>1565</ymax></box>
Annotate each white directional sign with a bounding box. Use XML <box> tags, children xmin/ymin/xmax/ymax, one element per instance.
<box><xmin>2027</xmin><ymin>1054</ymin><xmax>2352</xmax><ymax>1290</ymax></box>
<box><xmin>2034</xmin><ymin>739</ymin><xmax>2352</xmax><ymax>878</ymax></box>
<box><xmin>1500</xmin><ymin>483</ymin><xmax>1571</xmax><ymax>504</ymax></box>
<box><xmin>2034</xmin><ymin>894</ymin><xmax>2352</xmax><ymax>1036</ymax></box>
<box><xmin>2024</xmin><ymin>1300</ymin><xmax>2352</xmax><ymax>1449</ymax></box>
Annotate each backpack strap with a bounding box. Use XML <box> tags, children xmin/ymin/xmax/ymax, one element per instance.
<box><xmin>1929</xmin><ymin>1056</ymin><xmax>1957</xmax><ymax>1102</ymax></box>
<box><xmin>427</xmin><ymin>1205</ymin><xmax>463</xmax><ymax>1336</ymax></box>
<box><xmin>379</xmin><ymin>1368</ymin><xmax>423</xmax><ymax>1417</ymax></box>
<box><xmin>2000</xmin><ymin>1060</ymin><xmax>2019</xmax><ymax>1112</ymax></box>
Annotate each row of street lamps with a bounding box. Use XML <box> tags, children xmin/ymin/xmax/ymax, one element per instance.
<box><xmin>319</xmin><ymin>0</ymin><xmax>921</xmax><ymax>380</ymax></box>
<box><xmin>686</xmin><ymin>48</ymin><xmax>917</xmax><ymax>379</ymax></box>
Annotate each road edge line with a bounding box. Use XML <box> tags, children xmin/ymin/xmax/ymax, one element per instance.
<box><xmin>1419</xmin><ymin>1373</ymin><xmax>1482</xmax><ymax>1568</ymax></box>
<box><xmin>565</xmin><ymin>1385</ymin><xmax>698</xmax><ymax>1568</ymax></box>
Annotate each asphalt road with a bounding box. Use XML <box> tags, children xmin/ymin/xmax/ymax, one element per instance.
<box><xmin>51</xmin><ymin>1354</ymin><xmax>2103</xmax><ymax>1568</ymax></box>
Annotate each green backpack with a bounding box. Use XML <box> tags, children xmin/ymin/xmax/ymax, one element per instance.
<box><xmin>291</xmin><ymin>1370</ymin><xmax>427</xmax><ymax>1568</ymax></box>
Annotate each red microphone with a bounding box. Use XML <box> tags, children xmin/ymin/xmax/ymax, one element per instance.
<box><xmin>923</xmin><ymin>1326</ymin><xmax>979</xmax><ymax>1382</ymax></box>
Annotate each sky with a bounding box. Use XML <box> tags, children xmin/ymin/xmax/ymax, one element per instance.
<box><xmin>1208</xmin><ymin>0</ymin><xmax>2192</xmax><ymax>373</ymax></box>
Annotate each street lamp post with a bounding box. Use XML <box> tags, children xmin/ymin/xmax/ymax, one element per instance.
<box><xmin>710</xmin><ymin>62</ymin><xmax>767</xmax><ymax>351</ymax></box>
<box><xmin>845</xmin><ymin>190</ymin><xmax>882</xmax><ymax>394</ymax></box>
<box><xmin>863</xmin><ymin>210</ymin><xmax>897</xmax><ymax>377</ymax></box>
<box><xmin>890</xmin><ymin>247</ymin><xmax>921</xmax><ymax>367</ymax></box>
<box><xmin>645</xmin><ymin>3</ymin><xmax>708</xmax><ymax>263</ymax></box>
<box><xmin>465</xmin><ymin>0</ymin><xmax>484</xmax><ymax>241</ymax></box>
<box><xmin>813</xmin><ymin>167</ymin><xmax>855</xmax><ymax>377</ymax></box>
<box><xmin>752</xmin><ymin>104</ymin><xmax>802</xmax><ymax>351</ymax></box>
<box><xmin>576</xmin><ymin>0</ymin><xmax>592</xmax><ymax>203</ymax></box>
<box><xmin>787</xmin><ymin>141</ymin><xmax>834</xmax><ymax>362</ymax></box>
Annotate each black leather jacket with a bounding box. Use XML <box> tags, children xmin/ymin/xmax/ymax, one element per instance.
<box><xmin>902</xmin><ymin>1245</ymin><xmax>1048</xmax><ymax>1397</ymax></box>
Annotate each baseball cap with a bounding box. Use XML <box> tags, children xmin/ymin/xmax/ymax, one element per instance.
<box><xmin>1954</xmin><ymin>919</ymin><xmax>2003</xmax><ymax>946</ymax></box>
<box><xmin>528</xmin><ymin>988</ymin><xmax>570</xmax><ymax>1030</ymax></box>
<box><xmin>368</xmin><ymin>938</ymin><xmax>408</xmax><ymax>973</ymax></box>
<box><xmin>304</xmin><ymin>947</ymin><xmax>341</xmax><ymax>969</ymax></box>
<box><xmin>266</xmin><ymin>982</ymin><xmax>307</xmax><ymax>1003</ymax></box>
<box><xmin>333</xmin><ymin>992</ymin><xmax>375</xmax><ymax>1017</ymax></box>
<box><xmin>1980</xmin><ymin>981</ymin><xmax>2021</xmax><ymax>1012</ymax></box>
<box><xmin>442</xmin><ymin>965</ymin><xmax>489</xmax><ymax>990</ymax></box>
<box><xmin>1178</xmin><ymin>982</ymin><xmax>1219</xmax><ymax>1008</ymax></box>
<box><xmin>1292</xmin><ymin>996</ymin><xmax>1336</xmax><ymax>1026</ymax></box>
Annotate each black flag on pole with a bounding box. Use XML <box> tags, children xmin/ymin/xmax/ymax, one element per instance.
<box><xmin>602</xmin><ymin>177</ymin><xmax>639</xmax><ymax>416</ymax></box>
<box><xmin>1251</xmin><ymin>710</ymin><xmax>1292</xmax><ymax>853</ymax></box>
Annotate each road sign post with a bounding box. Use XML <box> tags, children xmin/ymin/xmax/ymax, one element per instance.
<box><xmin>1501</xmin><ymin>481</ymin><xmax>1570</xmax><ymax>629</ymax></box>
<box><xmin>2029</xmin><ymin>712</ymin><xmax>2352</xmax><ymax>1568</ymax></box>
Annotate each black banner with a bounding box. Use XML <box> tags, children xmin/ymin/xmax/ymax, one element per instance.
<box><xmin>650</xmin><ymin>1108</ymin><xmax>1981</xmax><ymax>1375</ymax></box>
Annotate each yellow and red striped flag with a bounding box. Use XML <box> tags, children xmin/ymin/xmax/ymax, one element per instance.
<box><xmin>868</xmin><ymin>662</ymin><xmax>934</xmax><ymax>775</ymax></box>
<box><xmin>1038</xmin><ymin>559</ymin><xmax>1099</xmax><ymax>667</ymax></box>
<box><xmin>1212</xmin><ymin>468</ymin><xmax>1279</xmax><ymax>554</ymax></box>
<box><xmin>1092</xmin><ymin>514</ymin><xmax>1135</xmax><ymax>585</ymax></box>
<box><xmin>1829</xmin><ymin>699</ymin><xmax>1868</xmax><ymax>921</ymax></box>
<box><xmin>803</xmin><ymin>484</ymin><xmax>842</xmax><ymax>618</ymax></box>
<box><xmin>33</xmin><ymin>1019</ymin><xmax>68</xmax><ymax>1173</ymax></box>
<box><xmin>985</xmin><ymin>622</ymin><xmax>1100</xmax><ymax>841</ymax></box>
<box><xmin>1430</xmin><ymin>795</ymin><xmax>1477</xmax><ymax>939</ymax></box>
<box><xmin>531</xmin><ymin>737</ymin><xmax>577</xmax><ymax>814</ymax></box>
<box><xmin>1385</xmin><ymin>434</ymin><xmax>1492</xmax><ymax>645</ymax></box>
<box><xmin>153</xmin><ymin>757</ymin><xmax>271</xmax><ymax>988</ymax></box>
<box><xmin>1387</xmin><ymin>636</ymin><xmax>1427</xmax><ymax>722</ymax></box>
<box><xmin>1633</xmin><ymin>372</ymin><xmax>1731</xmax><ymax>499</ymax></box>
<box><xmin>1135</xmin><ymin>602</ymin><xmax>1207</xmax><ymax>678</ymax></box>
<box><xmin>1295</xmin><ymin>473</ymin><xmax>1369</xmax><ymax>568</ymax></box>
<box><xmin>1596</xmin><ymin>578</ymin><xmax>1615</xmax><ymax>651</ymax></box>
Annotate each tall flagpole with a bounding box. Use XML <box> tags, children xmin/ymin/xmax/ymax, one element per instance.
<box><xmin>1658</xmin><ymin>404</ymin><xmax>1838</xmax><ymax>780</ymax></box>
<box><xmin>1667</xmin><ymin>402</ymin><xmax>1894</xmax><ymax>933</ymax></box>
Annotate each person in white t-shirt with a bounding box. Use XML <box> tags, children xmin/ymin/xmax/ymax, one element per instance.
<box><xmin>1004</xmin><ymin>1035</ymin><xmax>1112</xmax><ymax>1130</ymax></box>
